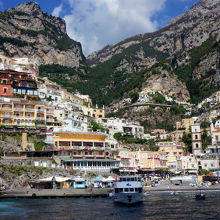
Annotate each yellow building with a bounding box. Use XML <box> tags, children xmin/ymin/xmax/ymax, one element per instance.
<box><xmin>87</xmin><ymin>104</ymin><xmax>105</xmax><ymax>118</ymax></box>
<box><xmin>53</xmin><ymin>132</ymin><xmax>119</xmax><ymax>171</ymax></box>
<box><xmin>0</xmin><ymin>98</ymin><xmax>55</xmax><ymax>127</ymax></box>
<box><xmin>61</xmin><ymin>89</ymin><xmax>84</xmax><ymax>105</ymax></box>
<box><xmin>176</xmin><ymin>118</ymin><xmax>195</xmax><ymax>131</ymax></box>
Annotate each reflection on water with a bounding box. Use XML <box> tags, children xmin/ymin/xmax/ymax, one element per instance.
<box><xmin>0</xmin><ymin>191</ymin><xmax>220</xmax><ymax>220</ymax></box>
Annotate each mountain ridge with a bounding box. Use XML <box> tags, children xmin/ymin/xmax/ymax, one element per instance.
<box><xmin>0</xmin><ymin>1</ymin><xmax>84</xmax><ymax>68</ymax></box>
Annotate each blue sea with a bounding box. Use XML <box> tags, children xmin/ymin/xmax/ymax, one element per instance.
<box><xmin>0</xmin><ymin>191</ymin><xmax>220</xmax><ymax>220</ymax></box>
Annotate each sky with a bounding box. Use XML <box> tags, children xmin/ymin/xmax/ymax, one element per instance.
<box><xmin>0</xmin><ymin>0</ymin><xmax>199</xmax><ymax>56</ymax></box>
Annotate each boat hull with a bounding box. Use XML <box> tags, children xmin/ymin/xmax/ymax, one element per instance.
<box><xmin>113</xmin><ymin>192</ymin><xmax>144</xmax><ymax>204</ymax></box>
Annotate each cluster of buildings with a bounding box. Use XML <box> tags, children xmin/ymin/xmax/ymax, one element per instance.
<box><xmin>0</xmin><ymin>54</ymin><xmax>220</xmax><ymax>176</ymax></box>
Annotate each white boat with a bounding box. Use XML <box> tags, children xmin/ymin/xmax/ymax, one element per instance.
<box><xmin>111</xmin><ymin>176</ymin><xmax>147</xmax><ymax>204</ymax></box>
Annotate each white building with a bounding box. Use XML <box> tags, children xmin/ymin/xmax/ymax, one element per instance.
<box><xmin>97</xmin><ymin>117</ymin><xmax>144</xmax><ymax>139</ymax></box>
<box><xmin>180</xmin><ymin>155</ymin><xmax>198</xmax><ymax>174</ymax></box>
<box><xmin>198</xmin><ymin>158</ymin><xmax>219</xmax><ymax>171</ymax></box>
<box><xmin>37</xmin><ymin>78</ymin><xmax>62</xmax><ymax>105</ymax></box>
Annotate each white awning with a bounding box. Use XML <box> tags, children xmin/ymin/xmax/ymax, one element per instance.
<box><xmin>38</xmin><ymin>176</ymin><xmax>71</xmax><ymax>182</ymax></box>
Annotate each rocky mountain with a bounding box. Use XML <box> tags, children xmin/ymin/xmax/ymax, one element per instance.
<box><xmin>87</xmin><ymin>0</ymin><xmax>220</xmax><ymax>69</ymax></box>
<box><xmin>1</xmin><ymin>0</ymin><xmax>220</xmax><ymax>131</ymax></box>
<box><xmin>0</xmin><ymin>2</ymin><xmax>84</xmax><ymax>68</ymax></box>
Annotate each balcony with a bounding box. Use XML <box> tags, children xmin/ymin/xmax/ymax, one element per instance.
<box><xmin>120</xmin><ymin>157</ymin><xmax>130</xmax><ymax>160</ymax></box>
<box><xmin>3</xmin><ymin>115</ymin><xmax>12</xmax><ymax>118</ymax></box>
<box><xmin>58</xmin><ymin>146</ymin><xmax>71</xmax><ymax>150</ymax></box>
<box><xmin>46</xmin><ymin>119</ymin><xmax>54</xmax><ymax>123</ymax></box>
<box><xmin>37</xmin><ymin>109</ymin><xmax>44</xmax><ymax>113</ymax></box>
<box><xmin>36</xmin><ymin>117</ymin><xmax>45</xmax><ymax>121</ymax></box>
<box><xmin>91</xmin><ymin>146</ymin><xmax>104</xmax><ymax>151</ymax></box>
<box><xmin>96</xmin><ymin>156</ymin><xmax>105</xmax><ymax>159</ymax></box>
<box><xmin>14</xmin><ymin>115</ymin><xmax>24</xmax><ymax>118</ymax></box>
<box><xmin>72</xmin><ymin>155</ymin><xmax>83</xmax><ymax>158</ymax></box>
<box><xmin>85</xmin><ymin>155</ymin><xmax>94</xmax><ymax>159</ymax></box>
<box><xmin>14</xmin><ymin>107</ymin><xmax>24</xmax><ymax>111</ymax></box>
<box><xmin>2</xmin><ymin>106</ymin><xmax>12</xmax><ymax>110</ymax></box>
<box><xmin>46</xmin><ymin>111</ymin><xmax>54</xmax><ymax>115</ymax></box>
<box><xmin>25</xmin><ymin>108</ymin><xmax>35</xmax><ymax>112</ymax></box>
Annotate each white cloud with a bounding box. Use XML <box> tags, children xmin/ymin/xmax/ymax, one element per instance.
<box><xmin>52</xmin><ymin>4</ymin><xmax>63</xmax><ymax>17</ymax></box>
<box><xmin>62</xmin><ymin>0</ymin><xmax>166</xmax><ymax>56</ymax></box>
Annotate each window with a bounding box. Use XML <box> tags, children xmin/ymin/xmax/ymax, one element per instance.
<box><xmin>195</xmin><ymin>135</ymin><xmax>198</xmax><ymax>140</ymax></box>
<box><xmin>2</xmin><ymin>80</ymin><xmax>6</xmax><ymax>84</ymax></box>
<box><xmin>3</xmin><ymin>88</ymin><xmax>7</xmax><ymax>93</ymax></box>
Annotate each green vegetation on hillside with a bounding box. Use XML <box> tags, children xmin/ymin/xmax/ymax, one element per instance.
<box><xmin>173</xmin><ymin>36</ymin><xmax>220</xmax><ymax>104</ymax></box>
<box><xmin>40</xmin><ymin>42</ymin><xmax>168</xmax><ymax>106</ymax></box>
<box><xmin>55</xmin><ymin>34</ymin><xmax>81</xmax><ymax>51</ymax></box>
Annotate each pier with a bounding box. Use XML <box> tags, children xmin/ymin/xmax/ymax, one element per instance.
<box><xmin>0</xmin><ymin>188</ymin><xmax>113</xmax><ymax>198</ymax></box>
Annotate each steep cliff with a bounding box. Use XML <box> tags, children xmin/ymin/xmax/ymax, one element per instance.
<box><xmin>87</xmin><ymin>0</ymin><xmax>220</xmax><ymax>69</ymax></box>
<box><xmin>0</xmin><ymin>2</ymin><xmax>84</xmax><ymax>68</ymax></box>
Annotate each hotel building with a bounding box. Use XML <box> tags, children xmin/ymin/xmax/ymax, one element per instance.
<box><xmin>53</xmin><ymin>132</ymin><xmax>120</xmax><ymax>172</ymax></box>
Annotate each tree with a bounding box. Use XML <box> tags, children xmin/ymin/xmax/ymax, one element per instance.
<box><xmin>0</xmin><ymin>146</ymin><xmax>3</xmax><ymax>157</ymax></box>
<box><xmin>90</xmin><ymin>121</ymin><xmax>103</xmax><ymax>132</ymax></box>
<box><xmin>182</xmin><ymin>132</ymin><xmax>192</xmax><ymax>153</ymax></box>
<box><xmin>202</xmin><ymin>129</ymin><xmax>211</xmax><ymax>150</ymax></box>
<box><xmin>129</xmin><ymin>92</ymin><xmax>139</xmax><ymax>103</ymax></box>
<box><xmin>113</xmin><ymin>132</ymin><xmax>122</xmax><ymax>141</ymax></box>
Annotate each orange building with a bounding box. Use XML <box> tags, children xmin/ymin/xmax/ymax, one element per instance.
<box><xmin>157</xmin><ymin>142</ymin><xmax>184</xmax><ymax>159</ymax></box>
<box><xmin>137</xmin><ymin>151</ymin><xmax>167</xmax><ymax>170</ymax></box>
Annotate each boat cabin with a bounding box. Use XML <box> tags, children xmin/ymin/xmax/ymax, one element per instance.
<box><xmin>114</xmin><ymin>176</ymin><xmax>143</xmax><ymax>194</ymax></box>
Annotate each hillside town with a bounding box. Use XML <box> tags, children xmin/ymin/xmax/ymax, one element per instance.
<box><xmin>0</xmin><ymin>54</ymin><xmax>219</xmax><ymax>182</ymax></box>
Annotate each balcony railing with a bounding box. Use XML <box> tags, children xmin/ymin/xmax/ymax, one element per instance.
<box><xmin>85</xmin><ymin>155</ymin><xmax>94</xmax><ymax>158</ymax></box>
<box><xmin>3</xmin><ymin>115</ymin><xmax>12</xmax><ymax>118</ymax></box>
<box><xmin>14</xmin><ymin>107</ymin><xmax>24</xmax><ymax>111</ymax></box>
<box><xmin>2</xmin><ymin>106</ymin><xmax>12</xmax><ymax>109</ymax></box>
<box><xmin>58</xmin><ymin>146</ymin><xmax>72</xmax><ymax>150</ymax></box>
<box><xmin>72</xmin><ymin>155</ymin><xmax>83</xmax><ymax>158</ymax></box>
<box><xmin>46</xmin><ymin>119</ymin><xmax>54</xmax><ymax>123</ymax></box>
<box><xmin>36</xmin><ymin>117</ymin><xmax>45</xmax><ymax>121</ymax></box>
<box><xmin>25</xmin><ymin>108</ymin><xmax>35</xmax><ymax>112</ymax></box>
<box><xmin>37</xmin><ymin>109</ymin><xmax>44</xmax><ymax>112</ymax></box>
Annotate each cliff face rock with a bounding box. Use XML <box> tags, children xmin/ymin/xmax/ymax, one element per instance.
<box><xmin>0</xmin><ymin>2</ymin><xmax>84</xmax><ymax>68</ymax></box>
<box><xmin>142</xmin><ymin>70</ymin><xmax>190</xmax><ymax>102</ymax></box>
<box><xmin>87</xmin><ymin>0</ymin><xmax>220</xmax><ymax>70</ymax></box>
<box><xmin>193</xmin><ymin>50</ymin><xmax>220</xmax><ymax>86</ymax></box>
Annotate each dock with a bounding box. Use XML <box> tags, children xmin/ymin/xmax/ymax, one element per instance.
<box><xmin>0</xmin><ymin>188</ymin><xmax>113</xmax><ymax>198</ymax></box>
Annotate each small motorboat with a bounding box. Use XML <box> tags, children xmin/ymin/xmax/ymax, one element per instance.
<box><xmin>195</xmin><ymin>193</ymin><xmax>205</xmax><ymax>200</ymax></box>
<box><xmin>171</xmin><ymin>191</ymin><xmax>178</xmax><ymax>195</ymax></box>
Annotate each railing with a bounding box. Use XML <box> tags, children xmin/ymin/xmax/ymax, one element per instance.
<box><xmin>58</xmin><ymin>146</ymin><xmax>72</xmax><ymax>150</ymax></box>
<box><xmin>3</xmin><ymin>115</ymin><xmax>12</xmax><ymax>118</ymax></box>
<box><xmin>36</xmin><ymin>117</ymin><xmax>45</xmax><ymax>120</ymax></box>
<box><xmin>46</xmin><ymin>119</ymin><xmax>54</xmax><ymax>123</ymax></box>
<box><xmin>37</xmin><ymin>109</ymin><xmax>44</xmax><ymax>112</ymax></box>
<box><xmin>14</xmin><ymin>107</ymin><xmax>24</xmax><ymax>111</ymax></box>
<box><xmin>25</xmin><ymin>108</ymin><xmax>35</xmax><ymax>112</ymax></box>
<box><xmin>85</xmin><ymin>155</ymin><xmax>94</xmax><ymax>158</ymax></box>
<box><xmin>2</xmin><ymin>106</ymin><xmax>12</xmax><ymax>109</ymax></box>
<box><xmin>72</xmin><ymin>155</ymin><xmax>83</xmax><ymax>158</ymax></box>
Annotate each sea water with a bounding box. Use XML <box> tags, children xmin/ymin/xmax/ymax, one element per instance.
<box><xmin>0</xmin><ymin>191</ymin><xmax>220</xmax><ymax>220</ymax></box>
